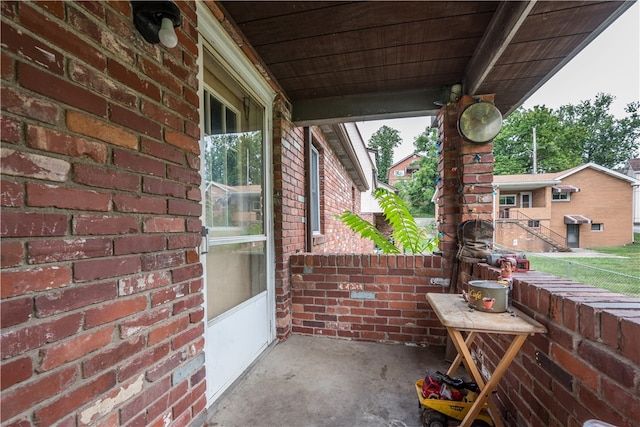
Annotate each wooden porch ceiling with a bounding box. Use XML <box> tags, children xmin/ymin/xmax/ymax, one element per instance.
<box><xmin>218</xmin><ymin>1</ymin><xmax>631</xmax><ymax>125</ymax></box>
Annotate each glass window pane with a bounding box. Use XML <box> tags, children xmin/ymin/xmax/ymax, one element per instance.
<box><xmin>499</xmin><ymin>195</ymin><xmax>516</xmax><ymax>206</ymax></box>
<box><xmin>206</xmin><ymin>240</ymin><xmax>266</xmax><ymax>319</ymax></box>
<box><xmin>202</xmin><ymin>48</ymin><xmax>269</xmax><ymax>322</ymax></box>
<box><xmin>226</xmin><ymin>108</ymin><xmax>237</xmax><ymax>133</ymax></box>
<box><xmin>210</xmin><ymin>94</ymin><xmax>223</xmax><ymax>134</ymax></box>
<box><xmin>204</xmin><ymin>131</ymin><xmax>263</xmax><ymax>236</ymax></box>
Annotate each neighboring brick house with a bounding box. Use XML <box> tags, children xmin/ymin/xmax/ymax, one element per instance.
<box><xmin>622</xmin><ymin>158</ymin><xmax>640</xmax><ymax>226</ymax></box>
<box><xmin>493</xmin><ymin>163</ymin><xmax>639</xmax><ymax>252</ymax></box>
<box><xmin>387</xmin><ymin>153</ymin><xmax>422</xmax><ymax>186</ymax></box>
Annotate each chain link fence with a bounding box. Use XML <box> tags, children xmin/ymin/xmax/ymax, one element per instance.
<box><xmin>525</xmin><ymin>254</ymin><xmax>640</xmax><ymax>298</ymax></box>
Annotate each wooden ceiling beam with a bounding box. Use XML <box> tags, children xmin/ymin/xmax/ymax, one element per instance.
<box><xmin>291</xmin><ymin>88</ymin><xmax>443</xmax><ymax>126</ymax></box>
<box><xmin>463</xmin><ymin>1</ymin><xmax>537</xmax><ymax>97</ymax></box>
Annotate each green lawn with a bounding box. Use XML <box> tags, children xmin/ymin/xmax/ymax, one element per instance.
<box><xmin>592</xmin><ymin>233</ymin><xmax>640</xmax><ymax>256</ymax></box>
<box><xmin>524</xmin><ymin>233</ymin><xmax>640</xmax><ymax>297</ymax></box>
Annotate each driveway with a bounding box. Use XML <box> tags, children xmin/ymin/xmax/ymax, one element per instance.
<box><xmin>529</xmin><ymin>248</ymin><xmax>625</xmax><ymax>258</ymax></box>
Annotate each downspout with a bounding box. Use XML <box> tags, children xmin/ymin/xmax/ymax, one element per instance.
<box><xmin>304</xmin><ymin>127</ymin><xmax>313</xmax><ymax>252</ymax></box>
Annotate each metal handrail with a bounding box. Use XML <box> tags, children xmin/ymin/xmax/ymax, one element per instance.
<box><xmin>498</xmin><ymin>209</ymin><xmax>567</xmax><ymax>249</ymax></box>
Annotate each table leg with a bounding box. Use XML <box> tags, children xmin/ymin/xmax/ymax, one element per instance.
<box><xmin>447</xmin><ymin>328</ymin><xmax>501</xmax><ymax>427</ymax></box>
<box><xmin>446</xmin><ymin>331</ymin><xmax>476</xmax><ymax>377</ymax></box>
<box><xmin>447</xmin><ymin>329</ymin><xmax>486</xmax><ymax>389</ymax></box>
<box><xmin>458</xmin><ymin>333</ymin><xmax>528</xmax><ymax>427</ymax></box>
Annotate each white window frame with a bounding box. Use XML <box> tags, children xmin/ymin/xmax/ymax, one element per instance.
<box><xmin>203</xmin><ymin>88</ymin><xmax>240</xmax><ymax>135</ymax></box>
<box><xmin>591</xmin><ymin>223</ymin><xmax>604</xmax><ymax>232</ymax></box>
<box><xmin>552</xmin><ymin>192</ymin><xmax>571</xmax><ymax>202</ymax></box>
<box><xmin>499</xmin><ymin>194</ymin><xmax>517</xmax><ymax>206</ymax></box>
<box><xmin>310</xmin><ymin>146</ymin><xmax>321</xmax><ymax>234</ymax></box>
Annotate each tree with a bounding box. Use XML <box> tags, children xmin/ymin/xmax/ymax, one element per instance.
<box><xmin>493</xmin><ymin>105</ymin><xmax>579</xmax><ymax>174</ymax></box>
<box><xmin>368</xmin><ymin>125</ymin><xmax>401</xmax><ymax>183</ymax></box>
<box><xmin>493</xmin><ymin>94</ymin><xmax>640</xmax><ymax>174</ymax></box>
<box><xmin>397</xmin><ymin>127</ymin><xmax>439</xmax><ymax>216</ymax></box>
<box><xmin>558</xmin><ymin>93</ymin><xmax>640</xmax><ymax>169</ymax></box>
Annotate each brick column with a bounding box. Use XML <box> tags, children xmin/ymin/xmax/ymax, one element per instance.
<box><xmin>435</xmin><ymin>95</ymin><xmax>496</xmax><ymax>272</ymax></box>
<box><xmin>458</xmin><ymin>95</ymin><xmax>495</xmax><ymax>223</ymax></box>
<box><xmin>435</xmin><ymin>103</ymin><xmax>462</xmax><ymax>267</ymax></box>
<box><xmin>272</xmin><ymin>94</ymin><xmax>305</xmax><ymax>339</ymax></box>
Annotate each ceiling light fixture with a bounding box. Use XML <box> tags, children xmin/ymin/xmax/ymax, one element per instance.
<box><xmin>131</xmin><ymin>1</ymin><xmax>181</xmax><ymax>48</ymax></box>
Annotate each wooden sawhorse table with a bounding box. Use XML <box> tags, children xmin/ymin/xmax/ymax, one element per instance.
<box><xmin>426</xmin><ymin>293</ymin><xmax>547</xmax><ymax>427</ymax></box>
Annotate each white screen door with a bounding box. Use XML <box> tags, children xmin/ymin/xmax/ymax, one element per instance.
<box><xmin>200</xmin><ymin>42</ymin><xmax>273</xmax><ymax>404</ymax></box>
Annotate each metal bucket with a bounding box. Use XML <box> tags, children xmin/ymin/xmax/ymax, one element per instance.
<box><xmin>466</xmin><ymin>280</ymin><xmax>510</xmax><ymax>313</ymax></box>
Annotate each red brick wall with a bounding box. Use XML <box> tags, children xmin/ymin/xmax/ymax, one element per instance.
<box><xmin>272</xmin><ymin>106</ymin><xmax>375</xmax><ymax>338</ymax></box>
<box><xmin>456</xmin><ymin>262</ymin><xmax>640</xmax><ymax>427</ymax></box>
<box><xmin>310</xmin><ymin>127</ymin><xmax>374</xmax><ymax>254</ymax></box>
<box><xmin>289</xmin><ymin>254</ymin><xmax>447</xmax><ymax>346</ymax></box>
<box><xmin>1</xmin><ymin>2</ymin><xmax>206</xmax><ymax>425</ymax></box>
<box><xmin>288</xmin><ymin>252</ymin><xmax>639</xmax><ymax>426</ymax></box>
<box><xmin>375</xmin><ymin>213</ymin><xmax>393</xmax><ymax>240</ymax></box>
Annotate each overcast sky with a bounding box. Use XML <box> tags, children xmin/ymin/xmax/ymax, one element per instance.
<box><xmin>357</xmin><ymin>2</ymin><xmax>640</xmax><ymax>163</ymax></box>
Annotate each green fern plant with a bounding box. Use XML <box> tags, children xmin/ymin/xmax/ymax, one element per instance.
<box><xmin>335</xmin><ymin>210</ymin><xmax>400</xmax><ymax>254</ymax></box>
<box><xmin>336</xmin><ymin>188</ymin><xmax>438</xmax><ymax>254</ymax></box>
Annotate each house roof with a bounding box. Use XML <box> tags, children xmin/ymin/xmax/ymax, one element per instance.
<box><xmin>390</xmin><ymin>153</ymin><xmax>422</xmax><ymax>170</ymax></box>
<box><xmin>320</xmin><ymin>123</ymin><xmax>370</xmax><ymax>191</ymax></box>
<box><xmin>216</xmin><ymin>1</ymin><xmax>632</xmax><ymax>125</ymax></box>
<box><xmin>556</xmin><ymin>162</ymin><xmax>640</xmax><ymax>185</ymax></box>
<box><xmin>627</xmin><ymin>158</ymin><xmax>640</xmax><ymax>171</ymax></box>
<box><xmin>493</xmin><ymin>172</ymin><xmax>561</xmax><ymax>191</ymax></box>
<box><xmin>344</xmin><ymin>122</ymin><xmax>375</xmax><ymax>191</ymax></box>
<box><xmin>378</xmin><ymin>181</ymin><xmax>397</xmax><ymax>194</ymax></box>
<box><xmin>493</xmin><ymin>162</ymin><xmax>640</xmax><ymax>191</ymax></box>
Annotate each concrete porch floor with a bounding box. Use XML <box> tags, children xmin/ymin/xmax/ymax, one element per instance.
<box><xmin>206</xmin><ymin>334</ymin><xmax>450</xmax><ymax>427</ymax></box>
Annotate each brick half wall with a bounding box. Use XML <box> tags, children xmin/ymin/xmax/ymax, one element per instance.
<box><xmin>288</xmin><ymin>252</ymin><xmax>640</xmax><ymax>427</ymax></box>
<box><xmin>458</xmin><ymin>262</ymin><xmax>640</xmax><ymax>427</ymax></box>
<box><xmin>289</xmin><ymin>254</ymin><xmax>448</xmax><ymax>346</ymax></box>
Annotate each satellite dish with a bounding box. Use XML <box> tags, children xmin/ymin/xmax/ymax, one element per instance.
<box><xmin>458</xmin><ymin>101</ymin><xmax>503</xmax><ymax>143</ymax></box>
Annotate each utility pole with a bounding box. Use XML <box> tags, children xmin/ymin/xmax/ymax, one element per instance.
<box><xmin>532</xmin><ymin>126</ymin><xmax>537</xmax><ymax>174</ymax></box>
